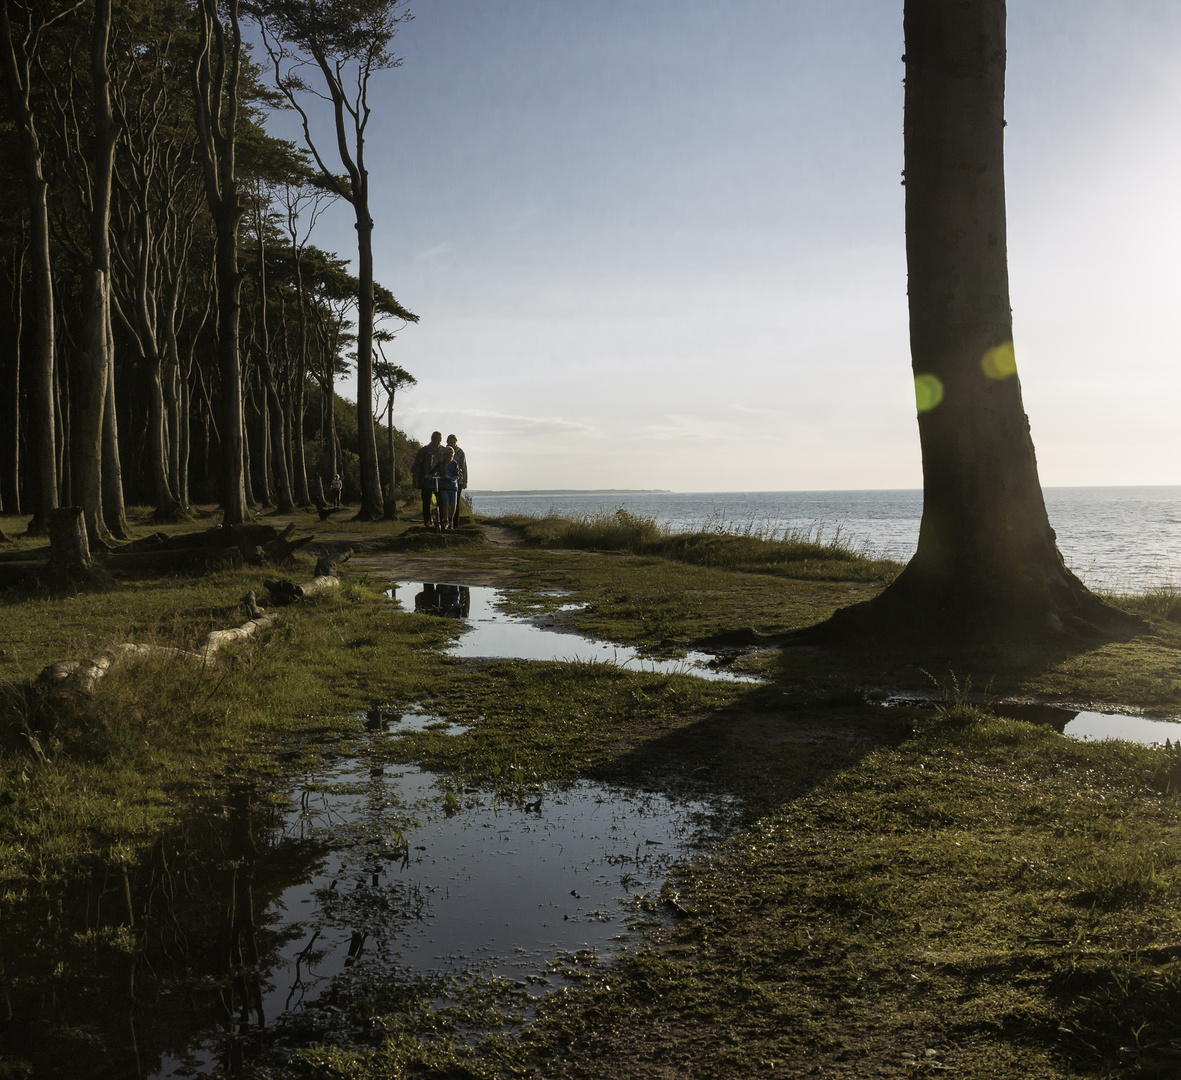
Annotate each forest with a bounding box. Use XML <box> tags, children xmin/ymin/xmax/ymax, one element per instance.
<box><xmin>0</xmin><ymin>0</ymin><xmax>419</xmax><ymax>540</ymax></box>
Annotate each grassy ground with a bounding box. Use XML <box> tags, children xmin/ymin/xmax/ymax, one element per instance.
<box><xmin>1</xmin><ymin>506</ymin><xmax>1180</xmax><ymax>1078</ymax></box>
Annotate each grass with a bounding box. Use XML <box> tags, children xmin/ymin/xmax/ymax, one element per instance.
<box><xmin>3</xmin><ymin>506</ymin><xmax>1181</xmax><ymax>1077</ymax></box>
<box><xmin>514</xmin><ymin>711</ymin><xmax>1181</xmax><ymax>1079</ymax></box>
<box><xmin>488</xmin><ymin>507</ymin><xmax>903</xmax><ymax>581</ymax></box>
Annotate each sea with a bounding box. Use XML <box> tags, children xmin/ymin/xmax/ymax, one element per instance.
<box><xmin>468</xmin><ymin>486</ymin><xmax>1181</xmax><ymax>594</ymax></box>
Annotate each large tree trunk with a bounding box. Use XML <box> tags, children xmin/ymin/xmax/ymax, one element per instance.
<box><xmin>71</xmin><ymin>0</ymin><xmax>117</xmax><ymax>548</ymax></box>
<box><xmin>193</xmin><ymin>0</ymin><xmax>247</xmax><ymax>524</ymax></box>
<box><xmin>797</xmin><ymin>0</ymin><xmax>1136</xmax><ymax>651</ymax></box>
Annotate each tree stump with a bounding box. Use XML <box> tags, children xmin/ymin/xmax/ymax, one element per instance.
<box><xmin>46</xmin><ymin>507</ymin><xmax>92</xmax><ymax>579</ymax></box>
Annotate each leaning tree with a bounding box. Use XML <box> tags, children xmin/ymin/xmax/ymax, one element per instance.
<box><xmin>803</xmin><ymin>0</ymin><xmax>1137</xmax><ymax>649</ymax></box>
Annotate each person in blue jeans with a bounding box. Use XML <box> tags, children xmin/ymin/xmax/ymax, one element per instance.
<box><xmin>430</xmin><ymin>447</ymin><xmax>461</xmax><ymax>530</ymax></box>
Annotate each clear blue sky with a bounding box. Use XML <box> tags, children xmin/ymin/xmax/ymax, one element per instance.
<box><xmin>279</xmin><ymin>1</ymin><xmax>1181</xmax><ymax>491</ymax></box>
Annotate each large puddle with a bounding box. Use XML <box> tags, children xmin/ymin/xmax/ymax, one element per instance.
<box><xmin>393</xmin><ymin>580</ymin><xmax>760</xmax><ymax>682</ymax></box>
<box><xmin>2</xmin><ymin>760</ymin><xmax>733</xmax><ymax>1079</ymax></box>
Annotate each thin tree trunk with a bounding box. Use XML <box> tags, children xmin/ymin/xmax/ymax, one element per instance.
<box><xmin>101</xmin><ymin>334</ymin><xmax>128</xmax><ymax>538</ymax></box>
<box><xmin>354</xmin><ymin>212</ymin><xmax>382</xmax><ymax>518</ymax></box>
<box><xmin>1</xmin><ymin>3</ymin><xmax>58</xmax><ymax>532</ymax></box>
<box><xmin>8</xmin><ymin>240</ymin><xmax>24</xmax><ymax>515</ymax></box>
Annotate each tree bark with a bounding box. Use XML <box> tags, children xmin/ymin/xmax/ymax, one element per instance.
<box><xmin>101</xmin><ymin>330</ymin><xmax>129</xmax><ymax>539</ymax></box>
<box><xmin>354</xmin><ymin>209</ymin><xmax>382</xmax><ymax>518</ymax></box>
<box><xmin>192</xmin><ymin>0</ymin><xmax>247</xmax><ymax>524</ymax></box>
<box><xmin>795</xmin><ymin>0</ymin><xmax>1138</xmax><ymax>651</ymax></box>
<box><xmin>70</xmin><ymin>0</ymin><xmax>117</xmax><ymax>549</ymax></box>
<box><xmin>1</xmin><ymin>1</ymin><xmax>58</xmax><ymax>532</ymax></box>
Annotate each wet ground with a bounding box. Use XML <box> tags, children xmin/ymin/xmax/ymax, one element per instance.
<box><xmin>392</xmin><ymin>579</ymin><xmax>761</xmax><ymax>682</ymax></box>
<box><xmin>2</xmin><ymin>578</ymin><xmax>749</xmax><ymax>1079</ymax></box>
<box><xmin>6</xmin><ymin>560</ymin><xmax>1175</xmax><ymax>1078</ymax></box>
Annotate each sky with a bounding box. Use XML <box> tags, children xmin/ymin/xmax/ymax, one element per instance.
<box><xmin>269</xmin><ymin>1</ymin><xmax>1181</xmax><ymax>492</ymax></box>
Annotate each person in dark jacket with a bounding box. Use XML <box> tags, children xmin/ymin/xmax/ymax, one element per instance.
<box><xmin>430</xmin><ymin>448</ymin><xmax>461</xmax><ymax>531</ymax></box>
<box><xmin>410</xmin><ymin>431</ymin><xmax>445</xmax><ymax>527</ymax></box>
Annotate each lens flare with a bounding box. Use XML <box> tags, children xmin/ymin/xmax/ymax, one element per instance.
<box><xmin>981</xmin><ymin>341</ymin><xmax>1017</xmax><ymax>380</ymax></box>
<box><xmin>914</xmin><ymin>373</ymin><xmax>944</xmax><ymax>412</ymax></box>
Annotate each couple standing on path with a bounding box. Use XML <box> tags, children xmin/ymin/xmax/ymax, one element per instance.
<box><xmin>411</xmin><ymin>432</ymin><xmax>468</xmax><ymax>531</ymax></box>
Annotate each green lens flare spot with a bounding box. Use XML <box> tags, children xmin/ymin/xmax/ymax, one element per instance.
<box><xmin>981</xmin><ymin>341</ymin><xmax>1017</xmax><ymax>379</ymax></box>
<box><xmin>914</xmin><ymin>373</ymin><xmax>944</xmax><ymax>412</ymax></box>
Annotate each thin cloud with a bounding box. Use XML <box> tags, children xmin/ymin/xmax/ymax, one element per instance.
<box><xmin>414</xmin><ymin>241</ymin><xmax>455</xmax><ymax>261</ymax></box>
<box><xmin>403</xmin><ymin>405</ymin><xmax>596</xmax><ymax>437</ymax></box>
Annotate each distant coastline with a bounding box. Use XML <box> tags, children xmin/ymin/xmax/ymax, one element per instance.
<box><xmin>470</xmin><ymin>489</ymin><xmax>673</xmax><ymax>496</ymax></box>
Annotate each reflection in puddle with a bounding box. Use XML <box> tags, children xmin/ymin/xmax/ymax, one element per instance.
<box><xmin>155</xmin><ymin>764</ymin><xmax>730</xmax><ymax>1076</ymax></box>
<box><xmin>364</xmin><ymin>704</ymin><xmax>471</xmax><ymax>737</ymax></box>
<box><xmin>1062</xmin><ymin>711</ymin><xmax>1181</xmax><ymax>745</ymax></box>
<box><xmin>413</xmin><ymin>582</ymin><xmax>470</xmax><ymax>618</ymax></box>
<box><xmin>3</xmin><ymin>764</ymin><xmax>732</xmax><ymax>1079</ymax></box>
<box><xmin>885</xmin><ymin>693</ymin><xmax>1181</xmax><ymax>745</ymax></box>
<box><xmin>391</xmin><ymin>580</ymin><xmax>759</xmax><ymax>683</ymax></box>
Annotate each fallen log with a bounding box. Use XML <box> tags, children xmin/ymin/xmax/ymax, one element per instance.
<box><xmin>0</xmin><ymin>546</ymin><xmax>50</xmax><ymax>562</ymax></box>
<box><xmin>37</xmin><ymin>643</ymin><xmax>206</xmax><ymax>696</ymax></box>
<box><xmin>263</xmin><ymin>573</ymin><xmax>341</xmax><ymax>606</ymax></box>
<box><xmin>38</xmin><ymin>572</ymin><xmax>341</xmax><ymax>697</ymax></box>
<box><xmin>102</xmin><ymin>547</ymin><xmax>243</xmax><ymax>577</ymax></box>
<box><xmin>198</xmin><ymin>594</ymin><xmax>274</xmax><ymax>657</ymax></box>
<box><xmin>0</xmin><ymin>560</ymin><xmax>52</xmax><ymax>587</ymax></box>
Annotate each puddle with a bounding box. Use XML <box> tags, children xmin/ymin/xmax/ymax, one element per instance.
<box><xmin>390</xmin><ymin>580</ymin><xmax>760</xmax><ymax>683</ymax></box>
<box><xmin>884</xmin><ymin>693</ymin><xmax>1181</xmax><ymax>746</ymax></box>
<box><xmin>363</xmin><ymin>704</ymin><xmax>472</xmax><ymax>737</ymax></box>
<box><xmin>3</xmin><ymin>764</ymin><xmax>733</xmax><ymax>1079</ymax></box>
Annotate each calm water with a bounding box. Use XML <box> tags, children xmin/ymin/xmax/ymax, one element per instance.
<box><xmin>470</xmin><ymin>486</ymin><xmax>1181</xmax><ymax>593</ymax></box>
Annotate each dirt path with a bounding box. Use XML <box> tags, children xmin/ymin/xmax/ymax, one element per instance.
<box><xmin>314</xmin><ymin>521</ymin><xmax>532</xmax><ymax>588</ymax></box>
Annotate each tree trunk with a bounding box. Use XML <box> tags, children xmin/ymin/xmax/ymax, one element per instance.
<box><xmin>293</xmin><ymin>361</ymin><xmax>310</xmax><ymax>505</ymax></box>
<box><xmin>101</xmin><ymin>328</ymin><xmax>129</xmax><ymax>539</ymax></box>
<box><xmin>73</xmin><ymin>270</ymin><xmax>110</xmax><ymax>545</ymax></box>
<box><xmin>796</xmin><ymin>0</ymin><xmax>1137</xmax><ymax>651</ymax></box>
<box><xmin>384</xmin><ymin>389</ymin><xmax>397</xmax><ymax>518</ymax></box>
<box><xmin>8</xmin><ymin>241</ymin><xmax>23</xmax><ymax>515</ymax></box>
<box><xmin>0</xmin><ymin>3</ymin><xmax>58</xmax><ymax>533</ymax></box>
<box><xmin>70</xmin><ymin>0</ymin><xmax>117</xmax><ymax>549</ymax></box>
<box><xmin>193</xmin><ymin>0</ymin><xmax>247</xmax><ymax>524</ymax></box>
<box><xmin>354</xmin><ymin>211</ymin><xmax>383</xmax><ymax>518</ymax></box>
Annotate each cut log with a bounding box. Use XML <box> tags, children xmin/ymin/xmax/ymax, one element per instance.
<box><xmin>264</xmin><ymin>570</ymin><xmax>342</xmax><ymax>606</ymax></box>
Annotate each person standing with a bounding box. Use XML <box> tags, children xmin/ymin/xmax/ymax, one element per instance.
<box><xmin>411</xmin><ymin>431</ymin><xmax>445</xmax><ymax>527</ymax></box>
<box><xmin>446</xmin><ymin>434</ymin><xmax>467</xmax><ymax>522</ymax></box>
<box><xmin>329</xmin><ymin>472</ymin><xmax>342</xmax><ymax>507</ymax></box>
<box><xmin>431</xmin><ymin>447</ymin><xmax>461</xmax><ymax>530</ymax></box>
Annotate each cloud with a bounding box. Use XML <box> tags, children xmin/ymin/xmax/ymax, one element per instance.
<box><xmin>414</xmin><ymin>241</ymin><xmax>455</xmax><ymax>261</ymax></box>
<box><xmin>402</xmin><ymin>405</ymin><xmax>597</xmax><ymax>438</ymax></box>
